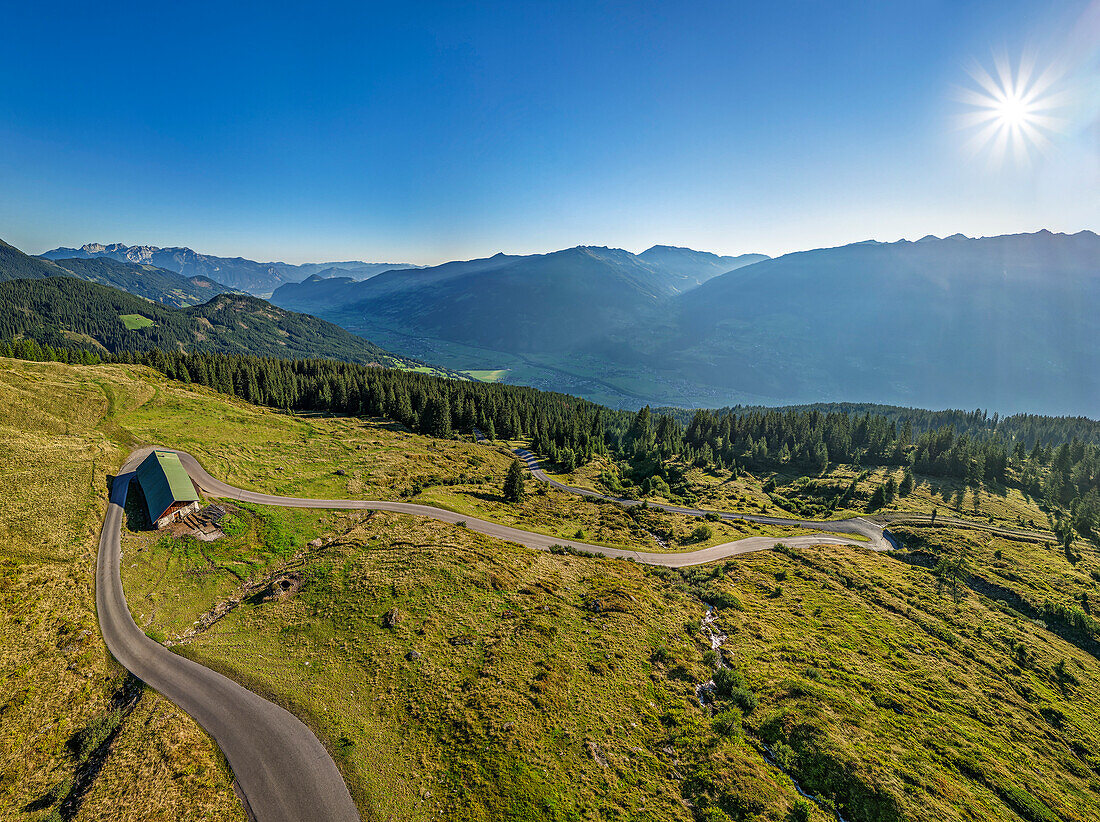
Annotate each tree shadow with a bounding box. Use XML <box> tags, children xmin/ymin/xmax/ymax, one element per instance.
<box><xmin>23</xmin><ymin>675</ymin><xmax>144</xmax><ymax>820</ymax></box>
<box><xmin>465</xmin><ymin>489</ymin><xmax>507</xmax><ymax>504</ymax></box>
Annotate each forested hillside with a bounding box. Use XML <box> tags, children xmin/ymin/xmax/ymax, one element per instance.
<box><xmin>0</xmin><ymin>238</ymin><xmax>70</xmax><ymax>280</ymax></box>
<box><xmin>47</xmin><ymin>256</ymin><xmax>237</xmax><ymax>307</ymax></box>
<box><xmin>273</xmin><ymin>245</ymin><xmax>707</xmax><ymax>354</ymax></box>
<box><xmin>659</xmin><ymin>403</ymin><xmax>1100</xmax><ymax>446</ymax></box>
<box><xmin>14</xmin><ymin>337</ymin><xmax>1097</xmax><ymax>547</ymax></box>
<box><xmin>0</xmin><ymin>277</ymin><xmax>451</xmax><ymax>374</ymax></box>
<box><xmin>643</xmin><ymin>230</ymin><xmax>1100</xmax><ymax>415</ymax></box>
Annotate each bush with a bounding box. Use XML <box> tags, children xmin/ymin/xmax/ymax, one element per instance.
<box><xmin>691</xmin><ymin>524</ymin><xmax>714</xmax><ymax>543</ymax></box>
<box><xmin>220</xmin><ymin>514</ymin><xmax>247</xmax><ymax>537</ymax></box>
<box><xmin>727</xmin><ymin>686</ymin><xmax>759</xmax><ymax>713</ymax></box>
<box><xmin>651</xmin><ymin>646</ymin><xmax>674</xmax><ymax>665</ymax></box>
<box><xmin>788</xmin><ymin>799</ymin><xmax>814</xmax><ymax>822</ymax></box>
<box><xmin>72</xmin><ymin>709</ymin><xmax>123</xmax><ymax>760</ymax></box>
<box><xmin>713</xmin><ymin>669</ymin><xmax>759</xmax><ymax>712</ymax></box>
<box><xmin>712</xmin><ymin>707</ymin><xmax>743</xmax><ymax>738</ymax></box>
<box><xmin>700</xmin><ymin>586</ymin><xmax>743</xmax><ymax>611</ymax></box>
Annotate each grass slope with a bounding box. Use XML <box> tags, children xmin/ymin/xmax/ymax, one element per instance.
<box><xmin>7</xmin><ymin>357</ymin><xmax>1100</xmax><ymax>822</ymax></box>
<box><xmin>0</xmin><ymin>358</ymin><xmax>244</xmax><ymax>821</ymax></box>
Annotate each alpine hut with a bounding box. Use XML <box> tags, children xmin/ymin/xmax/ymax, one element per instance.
<box><xmin>136</xmin><ymin>450</ymin><xmax>201</xmax><ymax>528</ymax></box>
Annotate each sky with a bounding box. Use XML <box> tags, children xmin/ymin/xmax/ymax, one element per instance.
<box><xmin>1</xmin><ymin>0</ymin><xmax>1097</xmax><ymax>264</ymax></box>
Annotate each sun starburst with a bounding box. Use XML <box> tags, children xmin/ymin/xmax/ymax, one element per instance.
<box><xmin>956</xmin><ymin>51</ymin><xmax>1069</xmax><ymax>165</ymax></box>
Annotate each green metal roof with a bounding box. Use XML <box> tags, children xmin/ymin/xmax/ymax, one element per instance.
<box><xmin>136</xmin><ymin>450</ymin><xmax>199</xmax><ymax>522</ymax></box>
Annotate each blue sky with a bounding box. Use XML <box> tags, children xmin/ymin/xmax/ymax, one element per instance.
<box><xmin>1</xmin><ymin>1</ymin><xmax>1096</xmax><ymax>263</ymax></box>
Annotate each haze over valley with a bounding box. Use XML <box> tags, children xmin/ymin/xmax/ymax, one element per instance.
<box><xmin>31</xmin><ymin>228</ymin><xmax>1093</xmax><ymax>416</ymax></box>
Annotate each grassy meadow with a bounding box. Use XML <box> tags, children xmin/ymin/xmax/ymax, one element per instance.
<box><xmin>0</xmin><ymin>358</ymin><xmax>243</xmax><ymax>821</ymax></box>
<box><xmin>4</xmin><ymin>355</ymin><xmax>1100</xmax><ymax>822</ymax></box>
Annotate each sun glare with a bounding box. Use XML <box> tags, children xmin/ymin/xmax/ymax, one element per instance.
<box><xmin>956</xmin><ymin>51</ymin><xmax>1068</xmax><ymax>165</ymax></box>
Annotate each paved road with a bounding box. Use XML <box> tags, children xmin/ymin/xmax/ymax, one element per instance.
<box><xmin>173</xmin><ymin>448</ymin><xmax>893</xmax><ymax>561</ymax></box>
<box><xmin>509</xmin><ymin>448</ymin><xmax>895</xmax><ymax>551</ymax></box>
<box><xmin>99</xmin><ymin>446</ymin><xmax>899</xmax><ymax>822</ymax></box>
<box><xmin>97</xmin><ymin>448</ymin><xmax>361</xmax><ymax>822</ymax></box>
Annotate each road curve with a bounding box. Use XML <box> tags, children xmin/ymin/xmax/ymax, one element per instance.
<box><xmin>172</xmin><ymin>448</ymin><xmax>894</xmax><ymax>562</ymax></box>
<box><xmin>97</xmin><ymin>448</ymin><xmax>361</xmax><ymax>822</ymax></box>
<box><xmin>509</xmin><ymin>448</ymin><xmax>895</xmax><ymax>552</ymax></box>
<box><xmin>99</xmin><ymin>445</ymin><xmax>895</xmax><ymax>822</ymax></box>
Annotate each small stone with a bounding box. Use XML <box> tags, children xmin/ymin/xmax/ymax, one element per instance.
<box><xmin>405</xmin><ymin>650</ymin><xmax>421</xmax><ymax>661</ymax></box>
<box><xmin>335</xmin><ymin>469</ymin><xmax>346</xmax><ymax>476</ymax></box>
<box><xmin>383</xmin><ymin>608</ymin><xmax>400</xmax><ymax>629</ymax></box>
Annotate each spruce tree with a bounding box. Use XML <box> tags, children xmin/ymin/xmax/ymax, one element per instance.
<box><xmin>503</xmin><ymin>459</ymin><xmax>525</xmax><ymax>502</ymax></box>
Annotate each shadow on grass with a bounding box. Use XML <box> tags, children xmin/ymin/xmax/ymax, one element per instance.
<box><xmin>24</xmin><ymin>675</ymin><xmax>144</xmax><ymax>820</ymax></box>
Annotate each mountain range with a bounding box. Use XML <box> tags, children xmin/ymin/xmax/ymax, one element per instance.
<box><xmin>40</xmin><ymin>243</ymin><xmax>422</xmax><ymax>294</ymax></box>
<box><xmin>270</xmin><ymin>230</ymin><xmax>1100</xmax><ymax>416</ymax></box>
<box><xmin>271</xmin><ymin>245</ymin><xmax>768</xmax><ymax>351</ymax></box>
<box><xmin>1</xmin><ymin>238</ymin><xmax>242</xmax><ymax>307</ymax></box>
<box><xmin>10</xmin><ymin>230</ymin><xmax>1099</xmax><ymax>416</ymax></box>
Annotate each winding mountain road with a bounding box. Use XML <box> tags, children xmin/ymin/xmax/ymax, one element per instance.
<box><xmin>98</xmin><ymin>445</ymin><xmax>897</xmax><ymax>821</ymax></box>
<box><xmin>98</xmin><ymin>449</ymin><xmax>361</xmax><ymax>822</ymax></box>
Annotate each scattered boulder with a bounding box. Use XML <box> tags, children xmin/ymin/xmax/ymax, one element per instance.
<box><xmin>335</xmin><ymin>469</ymin><xmax>346</xmax><ymax>476</ymax></box>
<box><xmin>308</xmin><ymin>537</ymin><xmax>323</xmax><ymax>548</ymax></box>
<box><xmin>405</xmin><ymin>650</ymin><xmax>421</xmax><ymax>661</ymax></box>
<box><xmin>382</xmin><ymin>608</ymin><xmax>401</xmax><ymax>629</ymax></box>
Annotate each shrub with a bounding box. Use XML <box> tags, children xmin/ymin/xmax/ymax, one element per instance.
<box><xmin>72</xmin><ymin>709</ymin><xmax>123</xmax><ymax>760</ymax></box>
<box><xmin>220</xmin><ymin>514</ymin><xmax>247</xmax><ymax>537</ymax></box>
<box><xmin>788</xmin><ymin>799</ymin><xmax>814</xmax><ymax>822</ymax></box>
<box><xmin>712</xmin><ymin>707</ymin><xmax>743</xmax><ymax>738</ymax></box>
<box><xmin>713</xmin><ymin>667</ymin><xmax>745</xmax><ymax>694</ymax></box>
<box><xmin>700</xmin><ymin>587</ymin><xmax>743</xmax><ymax>611</ymax></box>
<box><xmin>691</xmin><ymin>525</ymin><xmax>714</xmax><ymax>542</ymax></box>
<box><xmin>713</xmin><ymin>670</ymin><xmax>759</xmax><ymax>712</ymax></box>
<box><xmin>652</xmin><ymin>646</ymin><xmax>674</xmax><ymax>665</ymax></box>
<box><xmin>728</xmin><ymin>686</ymin><xmax>759</xmax><ymax>713</ymax></box>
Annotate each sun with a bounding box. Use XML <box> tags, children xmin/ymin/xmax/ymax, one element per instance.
<box><xmin>995</xmin><ymin>92</ymin><xmax>1030</xmax><ymax>127</ymax></box>
<box><xmin>956</xmin><ymin>51</ymin><xmax>1068</xmax><ymax>165</ymax></box>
